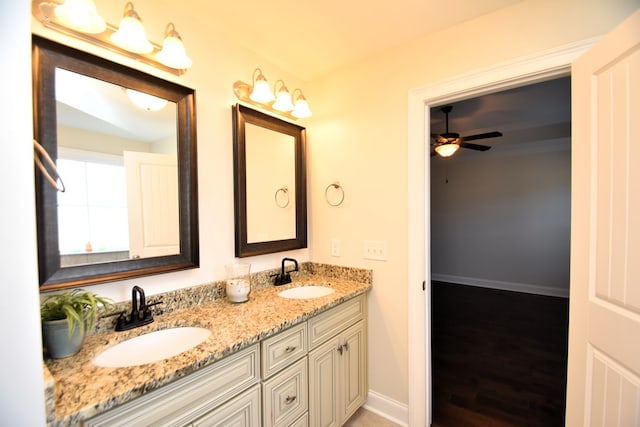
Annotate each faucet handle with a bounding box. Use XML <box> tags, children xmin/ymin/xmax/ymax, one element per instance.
<box><xmin>141</xmin><ymin>300</ymin><xmax>163</xmax><ymax>320</ymax></box>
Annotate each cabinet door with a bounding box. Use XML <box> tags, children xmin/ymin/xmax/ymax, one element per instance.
<box><xmin>308</xmin><ymin>335</ymin><xmax>341</xmax><ymax>427</ymax></box>
<box><xmin>339</xmin><ymin>321</ymin><xmax>367</xmax><ymax>422</ymax></box>
<box><xmin>191</xmin><ymin>384</ymin><xmax>261</xmax><ymax>427</ymax></box>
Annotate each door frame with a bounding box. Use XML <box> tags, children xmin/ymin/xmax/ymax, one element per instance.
<box><xmin>406</xmin><ymin>37</ymin><xmax>598</xmax><ymax>426</ymax></box>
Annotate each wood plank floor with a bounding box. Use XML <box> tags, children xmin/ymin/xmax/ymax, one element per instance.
<box><xmin>431</xmin><ymin>282</ymin><xmax>569</xmax><ymax>427</ymax></box>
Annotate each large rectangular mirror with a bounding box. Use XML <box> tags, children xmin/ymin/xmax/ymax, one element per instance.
<box><xmin>33</xmin><ymin>35</ymin><xmax>199</xmax><ymax>290</ymax></box>
<box><xmin>232</xmin><ymin>104</ymin><xmax>307</xmax><ymax>257</ymax></box>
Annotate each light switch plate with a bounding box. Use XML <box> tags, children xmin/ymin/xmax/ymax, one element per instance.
<box><xmin>331</xmin><ymin>239</ymin><xmax>341</xmax><ymax>257</ymax></box>
<box><xmin>363</xmin><ymin>240</ymin><xmax>387</xmax><ymax>261</ymax></box>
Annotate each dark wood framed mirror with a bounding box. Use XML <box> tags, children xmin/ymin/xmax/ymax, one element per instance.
<box><xmin>232</xmin><ymin>104</ymin><xmax>307</xmax><ymax>257</ymax></box>
<box><xmin>33</xmin><ymin>35</ymin><xmax>199</xmax><ymax>290</ymax></box>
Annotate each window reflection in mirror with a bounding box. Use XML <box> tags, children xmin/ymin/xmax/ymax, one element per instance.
<box><xmin>54</xmin><ymin>68</ymin><xmax>179</xmax><ymax>267</ymax></box>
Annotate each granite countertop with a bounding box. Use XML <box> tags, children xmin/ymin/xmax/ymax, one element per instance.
<box><xmin>44</xmin><ymin>269</ymin><xmax>371</xmax><ymax>425</ymax></box>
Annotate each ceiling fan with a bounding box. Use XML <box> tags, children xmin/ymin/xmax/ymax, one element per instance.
<box><xmin>431</xmin><ymin>105</ymin><xmax>502</xmax><ymax>157</ymax></box>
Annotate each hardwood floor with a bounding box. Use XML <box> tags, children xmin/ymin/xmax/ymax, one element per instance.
<box><xmin>431</xmin><ymin>282</ymin><xmax>569</xmax><ymax>427</ymax></box>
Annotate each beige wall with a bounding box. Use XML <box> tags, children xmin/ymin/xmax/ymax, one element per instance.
<box><xmin>306</xmin><ymin>0</ymin><xmax>637</xmax><ymax>407</ymax></box>
<box><xmin>7</xmin><ymin>0</ymin><xmax>636</xmax><ymax>423</ymax></box>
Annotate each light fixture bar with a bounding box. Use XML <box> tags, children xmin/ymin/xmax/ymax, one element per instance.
<box><xmin>233</xmin><ymin>68</ymin><xmax>312</xmax><ymax>121</ymax></box>
<box><xmin>32</xmin><ymin>1</ymin><xmax>186</xmax><ymax>76</ymax></box>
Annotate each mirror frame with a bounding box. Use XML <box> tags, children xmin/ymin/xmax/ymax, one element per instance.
<box><xmin>232</xmin><ymin>104</ymin><xmax>307</xmax><ymax>257</ymax></box>
<box><xmin>32</xmin><ymin>35</ymin><xmax>199</xmax><ymax>290</ymax></box>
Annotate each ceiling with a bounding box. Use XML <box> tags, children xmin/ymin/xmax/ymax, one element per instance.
<box><xmin>171</xmin><ymin>0</ymin><xmax>525</xmax><ymax>81</ymax></box>
<box><xmin>430</xmin><ymin>77</ymin><xmax>572</xmax><ymax>159</ymax></box>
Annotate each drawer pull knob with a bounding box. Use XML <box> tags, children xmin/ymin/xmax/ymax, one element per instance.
<box><xmin>285</xmin><ymin>395</ymin><xmax>297</xmax><ymax>404</ymax></box>
<box><xmin>284</xmin><ymin>345</ymin><xmax>296</xmax><ymax>353</ymax></box>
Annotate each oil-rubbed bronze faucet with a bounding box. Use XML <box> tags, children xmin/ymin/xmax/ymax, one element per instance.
<box><xmin>273</xmin><ymin>258</ymin><xmax>299</xmax><ymax>286</ymax></box>
<box><xmin>104</xmin><ymin>286</ymin><xmax>163</xmax><ymax>331</ymax></box>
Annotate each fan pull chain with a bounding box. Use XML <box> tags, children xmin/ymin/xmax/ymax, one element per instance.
<box><xmin>445</xmin><ymin>164</ymin><xmax>449</xmax><ymax>184</ymax></box>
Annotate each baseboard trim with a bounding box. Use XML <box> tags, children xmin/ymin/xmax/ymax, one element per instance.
<box><xmin>363</xmin><ymin>390</ymin><xmax>409</xmax><ymax>426</ymax></box>
<box><xmin>431</xmin><ymin>273</ymin><xmax>569</xmax><ymax>298</ymax></box>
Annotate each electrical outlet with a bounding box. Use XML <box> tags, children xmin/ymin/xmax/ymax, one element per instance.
<box><xmin>363</xmin><ymin>240</ymin><xmax>387</xmax><ymax>261</ymax></box>
<box><xmin>331</xmin><ymin>239</ymin><xmax>341</xmax><ymax>257</ymax></box>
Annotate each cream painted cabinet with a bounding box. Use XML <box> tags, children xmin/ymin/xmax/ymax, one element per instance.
<box><xmin>84</xmin><ymin>344</ymin><xmax>260</xmax><ymax>427</ymax></box>
<box><xmin>308</xmin><ymin>296</ymin><xmax>367</xmax><ymax>427</ymax></box>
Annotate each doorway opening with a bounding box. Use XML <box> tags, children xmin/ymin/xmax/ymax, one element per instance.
<box><xmin>429</xmin><ymin>77</ymin><xmax>571</xmax><ymax>426</ymax></box>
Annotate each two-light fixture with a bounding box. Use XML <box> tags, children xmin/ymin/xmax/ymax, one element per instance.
<box><xmin>233</xmin><ymin>68</ymin><xmax>312</xmax><ymax>119</ymax></box>
<box><xmin>32</xmin><ymin>0</ymin><xmax>192</xmax><ymax>75</ymax></box>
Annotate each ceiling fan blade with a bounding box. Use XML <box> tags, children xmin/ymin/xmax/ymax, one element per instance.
<box><xmin>459</xmin><ymin>142</ymin><xmax>491</xmax><ymax>151</ymax></box>
<box><xmin>460</xmin><ymin>131</ymin><xmax>502</xmax><ymax>142</ymax></box>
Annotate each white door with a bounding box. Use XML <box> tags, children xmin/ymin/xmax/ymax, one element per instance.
<box><xmin>566</xmin><ymin>10</ymin><xmax>640</xmax><ymax>426</ymax></box>
<box><xmin>124</xmin><ymin>151</ymin><xmax>179</xmax><ymax>259</ymax></box>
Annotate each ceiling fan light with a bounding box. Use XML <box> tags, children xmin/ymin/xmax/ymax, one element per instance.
<box><xmin>435</xmin><ymin>143</ymin><xmax>459</xmax><ymax>157</ymax></box>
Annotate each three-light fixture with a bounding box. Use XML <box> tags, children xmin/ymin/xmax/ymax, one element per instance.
<box><xmin>233</xmin><ymin>68</ymin><xmax>312</xmax><ymax>120</ymax></box>
<box><xmin>32</xmin><ymin>0</ymin><xmax>192</xmax><ymax>75</ymax></box>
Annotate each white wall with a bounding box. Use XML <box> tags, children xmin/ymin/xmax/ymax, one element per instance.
<box><xmin>0</xmin><ymin>2</ymin><xmax>46</xmax><ymax>425</ymax></box>
<box><xmin>307</xmin><ymin>0</ymin><xmax>637</xmax><ymax>413</ymax></box>
<box><xmin>2</xmin><ymin>0</ymin><xmax>637</xmax><ymax>424</ymax></box>
<box><xmin>431</xmin><ymin>144</ymin><xmax>571</xmax><ymax>296</ymax></box>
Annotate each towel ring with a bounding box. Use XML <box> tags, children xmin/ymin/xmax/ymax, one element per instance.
<box><xmin>275</xmin><ymin>186</ymin><xmax>290</xmax><ymax>208</ymax></box>
<box><xmin>33</xmin><ymin>139</ymin><xmax>65</xmax><ymax>192</ymax></box>
<box><xmin>325</xmin><ymin>182</ymin><xmax>344</xmax><ymax>207</ymax></box>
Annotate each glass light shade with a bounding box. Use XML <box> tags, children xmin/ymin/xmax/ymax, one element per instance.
<box><xmin>54</xmin><ymin>0</ymin><xmax>106</xmax><ymax>34</ymax></box>
<box><xmin>434</xmin><ymin>143</ymin><xmax>460</xmax><ymax>157</ymax></box>
<box><xmin>272</xmin><ymin>90</ymin><xmax>294</xmax><ymax>112</ymax></box>
<box><xmin>292</xmin><ymin>98</ymin><xmax>312</xmax><ymax>118</ymax></box>
<box><xmin>111</xmin><ymin>14</ymin><xmax>153</xmax><ymax>54</ymax></box>
<box><xmin>126</xmin><ymin>89</ymin><xmax>168</xmax><ymax>111</ymax></box>
<box><xmin>157</xmin><ymin>34</ymin><xmax>192</xmax><ymax>69</ymax></box>
<box><xmin>250</xmin><ymin>79</ymin><xmax>275</xmax><ymax>104</ymax></box>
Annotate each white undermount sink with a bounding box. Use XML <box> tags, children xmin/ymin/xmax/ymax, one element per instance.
<box><xmin>93</xmin><ymin>327</ymin><xmax>211</xmax><ymax>368</ymax></box>
<box><xmin>278</xmin><ymin>285</ymin><xmax>335</xmax><ymax>299</ymax></box>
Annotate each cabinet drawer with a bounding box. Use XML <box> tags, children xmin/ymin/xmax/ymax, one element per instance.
<box><xmin>308</xmin><ymin>295</ymin><xmax>365</xmax><ymax>350</ymax></box>
<box><xmin>261</xmin><ymin>322</ymin><xmax>307</xmax><ymax>379</ymax></box>
<box><xmin>262</xmin><ymin>357</ymin><xmax>308</xmax><ymax>427</ymax></box>
<box><xmin>191</xmin><ymin>383</ymin><xmax>261</xmax><ymax>427</ymax></box>
<box><xmin>85</xmin><ymin>344</ymin><xmax>260</xmax><ymax>427</ymax></box>
<box><xmin>289</xmin><ymin>412</ymin><xmax>309</xmax><ymax>427</ymax></box>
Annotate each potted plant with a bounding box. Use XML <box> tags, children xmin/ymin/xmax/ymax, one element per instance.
<box><xmin>41</xmin><ymin>289</ymin><xmax>113</xmax><ymax>359</ymax></box>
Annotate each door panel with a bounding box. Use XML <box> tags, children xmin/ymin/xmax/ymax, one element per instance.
<box><xmin>567</xmin><ymin>9</ymin><xmax>640</xmax><ymax>426</ymax></box>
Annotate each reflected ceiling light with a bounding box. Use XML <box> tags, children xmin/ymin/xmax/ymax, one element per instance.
<box><xmin>111</xmin><ymin>2</ymin><xmax>153</xmax><ymax>54</ymax></box>
<box><xmin>434</xmin><ymin>143</ymin><xmax>460</xmax><ymax>157</ymax></box>
<box><xmin>272</xmin><ymin>80</ymin><xmax>294</xmax><ymax>112</ymax></box>
<box><xmin>249</xmin><ymin>68</ymin><xmax>275</xmax><ymax>103</ymax></box>
<box><xmin>157</xmin><ymin>23</ymin><xmax>192</xmax><ymax>69</ymax></box>
<box><xmin>125</xmin><ymin>89</ymin><xmax>168</xmax><ymax>111</ymax></box>
<box><xmin>232</xmin><ymin>68</ymin><xmax>312</xmax><ymax>120</ymax></box>
<box><xmin>54</xmin><ymin>0</ymin><xmax>106</xmax><ymax>34</ymax></box>
<box><xmin>291</xmin><ymin>89</ymin><xmax>312</xmax><ymax>118</ymax></box>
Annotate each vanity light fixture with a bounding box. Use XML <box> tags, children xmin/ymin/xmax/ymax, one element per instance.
<box><xmin>291</xmin><ymin>89</ymin><xmax>312</xmax><ymax>119</ymax></box>
<box><xmin>157</xmin><ymin>23</ymin><xmax>192</xmax><ymax>69</ymax></box>
<box><xmin>249</xmin><ymin>69</ymin><xmax>276</xmax><ymax>104</ymax></box>
<box><xmin>53</xmin><ymin>0</ymin><xmax>106</xmax><ymax>34</ymax></box>
<box><xmin>233</xmin><ymin>68</ymin><xmax>312</xmax><ymax>120</ymax></box>
<box><xmin>272</xmin><ymin>80</ymin><xmax>294</xmax><ymax>112</ymax></box>
<box><xmin>434</xmin><ymin>142</ymin><xmax>460</xmax><ymax>157</ymax></box>
<box><xmin>111</xmin><ymin>2</ymin><xmax>153</xmax><ymax>54</ymax></box>
<box><xmin>32</xmin><ymin>0</ymin><xmax>192</xmax><ymax>76</ymax></box>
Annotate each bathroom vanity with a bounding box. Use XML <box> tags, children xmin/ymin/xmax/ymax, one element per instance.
<box><xmin>43</xmin><ymin>266</ymin><xmax>371</xmax><ymax>426</ymax></box>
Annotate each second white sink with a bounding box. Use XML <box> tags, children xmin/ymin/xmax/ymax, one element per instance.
<box><xmin>278</xmin><ymin>286</ymin><xmax>335</xmax><ymax>299</ymax></box>
<box><xmin>93</xmin><ymin>327</ymin><xmax>211</xmax><ymax>368</ymax></box>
